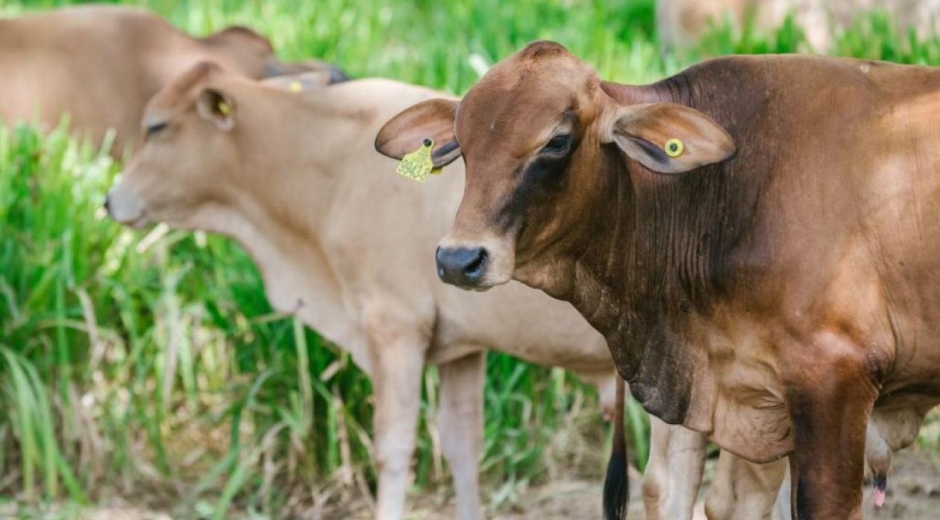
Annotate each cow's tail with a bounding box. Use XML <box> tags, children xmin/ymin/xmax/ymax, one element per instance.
<box><xmin>603</xmin><ymin>376</ymin><xmax>629</xmax><ymax>520</ymax></box>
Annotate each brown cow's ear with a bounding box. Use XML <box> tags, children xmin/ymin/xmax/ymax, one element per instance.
<box><xmin>196</xmin><ymin>88</ymin><xmax>236</xmax><ymax>131</ymax></box>
<box><xmin>375</xmin><ymin>99</ymin><xmax>461</xmax><ymax>168</ymax></box>
<box><xmin>605</xmin><ymin>102</ymin><xmax>735</xmax><ymax>174</ymax></box>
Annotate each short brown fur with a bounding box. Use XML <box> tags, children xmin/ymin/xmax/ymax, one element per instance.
<box><xmin>379</xmin><ymin>43</ymin><xmax>940</xmax><ymax>519</ymax></box>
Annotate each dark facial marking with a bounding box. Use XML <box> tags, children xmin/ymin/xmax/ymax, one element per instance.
<box><xmin>540</xmin><ymin>134</ymin><xmax>572</xmax><ymax>156</ymax></box>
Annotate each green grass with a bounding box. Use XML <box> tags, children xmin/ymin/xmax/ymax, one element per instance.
<box><xmin>1</xmin><ymin>0</ymin><xmax>940</xmax><ymax>518</ymax></box>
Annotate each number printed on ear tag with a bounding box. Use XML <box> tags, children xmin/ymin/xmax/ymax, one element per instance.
<box><xmin>397</xmin><ymin>138</ymin><xmax>436</xmax><ymax>182</ymax></box>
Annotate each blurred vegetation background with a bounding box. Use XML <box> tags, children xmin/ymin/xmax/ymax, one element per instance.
<box><xmin>1</xmin><ymin>0</ymin><xmax>940</xmax><ymax>518</ymax></box>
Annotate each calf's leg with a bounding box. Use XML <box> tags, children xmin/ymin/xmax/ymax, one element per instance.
<box><xmin>367</xmin><ymin>318</ymin><xmax>429</xmax><ymax>520</ymax></box>
<box><xmin>705</xmin><ymin>452</ymin><xmax>788</xmax><ymax>520</ymax></box>
<box><xmin>438</xmin><ymin>352</ymin><xmax>486</xmax><ymax>520</ymax></box>
<box><xmin>641</xmin><ymin>418</ymin><xmax>707</xmax><ymax>520</ymax></box>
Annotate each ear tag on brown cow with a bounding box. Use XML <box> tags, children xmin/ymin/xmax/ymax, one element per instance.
<box><xmin>289</xmin><ymin>81</ymin><xmax>303</xmax><ymax>93</ymax></box>
<box><xmin>664</xmin><ymin>138</ymin><xmax>684</xmax><ymax>158</ymax></box>
<box><xmin>218</xmin><ymin>101</ymin><xmax>231</xmax><ymax>117</ymax></box>
<box><xmin>397</xmin><ymin>138</ymin><xmax>438</xmax><ymax>182</ymax></box>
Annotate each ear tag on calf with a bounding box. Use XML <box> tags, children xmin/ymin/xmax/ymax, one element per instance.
<box><xmin>664</xmin><ymin>138</ymin><xmax>684</xmax><ymax>158</ymax></box>
<box><xmin>218</xmin><ymin>101</ymin><xmax>231</xmax><ymax>117</ymax></box>
<box><xmin>289</xmin><ymin>81</ymin><xmax>303</xmax><ymax>92</ymax></box>
<box><xmin>397</xmin><ymin>138</ymin><xmax>439</xmax><ymax>182</ymax></box>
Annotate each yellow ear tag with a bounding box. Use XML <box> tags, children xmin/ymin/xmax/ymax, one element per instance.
<box><xmin>397</xmin><ymin>138</ymin><xmax>438</xmax><ymax>182</ymax></box>
<box><xmin>218</xmin><ymin>101</ymin><xmax>231</xmax><ymax>117</ymax></box>
<box><xmin>289</xmin><ymin>81</ymin><xmax>303</xmax><ymax>92</ymax></box>
<box><xmin>664</xmin><ymin>138</ymin><xmax>684</xmax><ymax>158</ymax></box>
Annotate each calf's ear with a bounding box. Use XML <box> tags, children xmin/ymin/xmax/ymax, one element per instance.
<box><xmin>262</xmin><ymin>71</ymin><xmax>335</xmax><ymax>92</ymax></box>
<box><xmin>263</xmin><ymin>59</ymin><xmax>349</xmax><ymax>84</ymax></box>
<box><xmin>196</xmin><ymin>88</ymin><xmax>236</xmax><ymax>131</ymax></box>
<box><xmin>604</xmin><ymin>102</ymin><xmax>735</xmax><ymax>174</ymax></box>
<box><xmin>375</xmin><ymin>99</ymin><xmax>461</xmax><ymax>168</ymax></box>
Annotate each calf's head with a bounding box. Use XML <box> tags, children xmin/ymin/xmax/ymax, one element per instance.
<box><xmin>376</xmin><ymin>41</ymin><xmax>735</xmax><ymax>291</ymax></box>
<box><xmin>106</xmin><ymin>62</ymin><xmax>247</xmax><ymax>229</ymax></box>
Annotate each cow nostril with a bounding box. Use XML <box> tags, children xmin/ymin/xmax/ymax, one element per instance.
<box><xmin>436</xmin><ymin>246</ymin><xmax>446</xmax><ymax>279</ymax></box>
<box><xmin>464</xmin><ymin>248</ymin><xmax>487</xmax><ymax>277</ymax></box>
<box><xmin>436</xmin><ymin>246</ymin><xmax>489</xmax><ymax>285</ymax></box>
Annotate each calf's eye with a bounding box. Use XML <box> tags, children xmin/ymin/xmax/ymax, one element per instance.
<box><xmin>146</xmin><ymin>122</ymin><xmax>168</xmax><ymax>137</ymax></box>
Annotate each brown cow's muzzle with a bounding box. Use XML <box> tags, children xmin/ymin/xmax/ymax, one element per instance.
<box><xmin>435</xmin><ymin>232</ymin><xmax>516</xmax><ymax>290</ymax></box>
<box><xmin>436</xmin><ymin>246</ymin><xmax>488</xmax><ymax>287</ymax></box>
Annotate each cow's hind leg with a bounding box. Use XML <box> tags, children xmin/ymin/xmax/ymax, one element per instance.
<box><xmin>784</xmin><ymin>332</ymin><xmax>879</xmax><ymax>520</ymax></box>
<box><xmin>366</xmin><ymin>308</ymin><xmax>429</xmax><ymax>520</ymax></box>
<box><xmin>641</xmin><ymin>417</ymin><xmax>706</xmax><ymax>520</ymax></box>
<box><xmin>438</xmin><ymin>352</ymin><xmax>486</xmax><ymax>520</ymax></box>
<box><xmin>705</xmin><ymin>452</ymin><xmax>788</xmax><ymax>520</ymax></box>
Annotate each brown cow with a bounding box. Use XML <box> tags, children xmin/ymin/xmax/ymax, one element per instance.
<box><xmin>376</xmin><ymin>42</ymin><xmax>940</xmax><ymax>519</ymax></box>
<box><xmin>0</xmin><ymin>5</ymin><xmax>345</xmax><ymax>156</ymax></box>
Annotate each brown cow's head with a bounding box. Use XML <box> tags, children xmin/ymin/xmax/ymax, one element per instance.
<box><xmin>376</xmin><ymin>41</ymin><xmax>735</xmax><ymax>292</ymax></box>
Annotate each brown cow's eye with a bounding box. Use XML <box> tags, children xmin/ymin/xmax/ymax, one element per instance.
<box><xmin>541</xmin><ymin>134</ymin><xmax>571</xmax><ymax>155</ymax></box>
<box><xmin>145</xmin><ymin>122</ymin><xmax>168</xmax><ymax>137</ymax></box>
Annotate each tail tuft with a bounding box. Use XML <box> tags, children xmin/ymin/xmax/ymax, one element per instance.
<box><xmin>603</xmin><ymin>377</ymin><xmax>629</xmax><ymax>520</ymax></box>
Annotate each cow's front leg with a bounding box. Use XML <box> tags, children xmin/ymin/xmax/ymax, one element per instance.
<box><xmin>438</xmin><ymin>352</ymin><xmax>485</xmax><ymax>520</ymax></box>
<box><xmin>367</xmin><ymin>312</ymin><xmax>429</xmax><ymax>520</ymax></box>
<box><xmin>641</xmin><ymin>417</ymin><xmax>706</xmax><ymax>520</ymax></box>
<box><xmin>784</xmin><ymin>333</ymin><xmax>879</xmax><ymax>520</ymax></box>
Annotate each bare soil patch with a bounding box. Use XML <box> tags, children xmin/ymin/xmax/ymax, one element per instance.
<box><xmin>3</xmin><ymin>446</ymin><xmax>938</xmax><ymax>519</ymax></box>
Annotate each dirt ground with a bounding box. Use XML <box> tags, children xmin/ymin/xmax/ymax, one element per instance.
<box><xmin>5</xmin><ymin>446</ymin><xmax>940</xmax><ymax>520</ymax></box>
<box><xmin>328</xmin><ymin>445</ymin><xmax>940</xmax><ymax>520</ymax></box>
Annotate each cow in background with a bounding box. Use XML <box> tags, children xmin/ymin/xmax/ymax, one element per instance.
<box><xmin>658</xmin><ymin>0</ymin><xmax>940</xmax><ymax>54</ymax></box>
<box><xmin>0</xmin><ymin>6</ymin><xmax>345</xmax><ymax>156</ymax></box>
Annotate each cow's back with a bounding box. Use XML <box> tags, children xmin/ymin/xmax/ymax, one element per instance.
<box><xmin>670</xmin><ymin>55</ymin><xmax>940</xmax><ymax>300</ymax></box>
<box><xmin>0</xmin><ymin>7</ymin><xmax>179</xmax><ymax>150</ymax></box>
